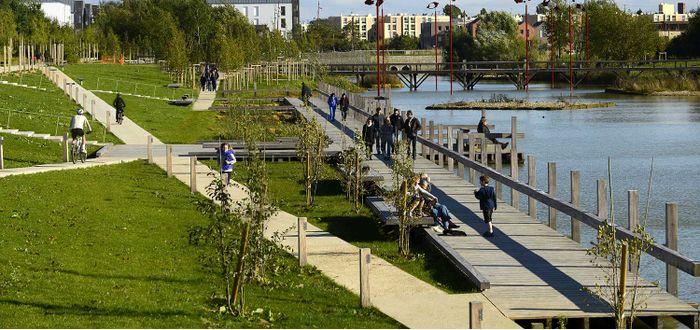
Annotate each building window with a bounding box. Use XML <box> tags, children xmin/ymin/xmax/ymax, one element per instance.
<box><xmin>253</xmin><ymin>6</ymin><xmax>259</xmax><ymax>17</ymax></box>
<box><xmin>241</xmin><ymin>6</ymin><xmax>248</xmax><ymax>16</ymax></box>
<box><xmin>281</xmin><ymin>6</ymin><xmax>286</xmax><ymax>16</ymax></box>
<box><xmin>254</xmin><ymin>18</ymin><xmax>259</xmax><ymax>25</ymax></box>
<box><xmin>281</xmin><ymin>18</ymin><xmax>287</xmax><ymax>28</ymax></box>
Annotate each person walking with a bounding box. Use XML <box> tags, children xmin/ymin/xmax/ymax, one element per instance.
<box><xmin>389</xmin><ymin>108</ymin><xmax>404</xmax><ymax>149</ymax></box>
<box><xmin>220</xmin><ymin>142</ymin><xmax>237</xmax><ymax>186</ymax></box>
<box><xmin>474</xmin><ymin>175</ymin><xmax>498</xmax><ymax>237</ymax></box>
<box><xmin>478</xmin><ymin>116</ymin><xmax>508</xmax><ymax>150</ymax></box>
<box><xmin>113</xmin><ymin>93</ymin><xmax>126</xmax><ymax>125</ymax></box>
<box><xmin>371</xmin><ymin>107</ymin><xmax>385</xmax><ymax>156</ymax></box>
<box><xmin>381</xmin><ymin>117</ymin><xmax>394</xmax><ymax>160</ymax></box>
<box><xmin>327</xmin><ymin>93</ymin><xmax>338</xmax><ymax>122</ymax></box>
<box><xmin>340</xmin><ymin>93</ymin><xmax>350</xmax><ymax>121</ymax></box>
<box><xmin>204</xmin><ymin>69</ymin><xmax>212</xmax><ymax>91</ymax></box>
<box><xmin>403</xmin><ymin>111</ymin><xmax>421</xmax><ymax>160</ymax></box>
<box><xmin>211</xmin><ymin>69</ymin><xmax>220</xmax><ymax>91</ymax></box>
<box><xmin>362</xmin><ymin>118</ymin><xmax>376</xmax><ymax>159</ymax></box>
<box><xmin>199</xmin><ymin>73</ymin><xmax>206</xmax><ymax>91</ymax></box>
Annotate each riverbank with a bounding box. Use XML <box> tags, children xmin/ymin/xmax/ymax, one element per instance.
<box><xmin>426</xmin><ymin>100</ymin><xmax>616</xmax><ymax>110</ymax></box>
<box><xmin>605</xmin><ymin>88</ymin><xmax>700</xmax><ymax>96</ymax></box>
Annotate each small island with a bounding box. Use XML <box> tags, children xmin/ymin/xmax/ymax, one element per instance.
<box><xmin>426</xmin><ymin>94</ymin><xmax>616</xmax><ymax>111</ymax></box>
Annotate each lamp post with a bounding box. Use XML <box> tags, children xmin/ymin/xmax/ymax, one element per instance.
<box><xmin>449</xmin><ymin>0</ymin><xmax>455</xmax><ymax>96</ymax></box>
<box><xmin>365</xmin><ymin>0</ymin><xmax>384</xmax><ymax>98</ymax></box>
<box><xmin>428</xmin><ymin>1</ymin><xmax>440</xmax><ymax>91</ymax></box>
<box><xmin>515</xmin><ymin>0</ymin><xmax>531</xmax><ymax>92</ymax></box>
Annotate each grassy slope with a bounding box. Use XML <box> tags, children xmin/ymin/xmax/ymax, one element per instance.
<box><xmin>63</xmin><ymin>64</ymin><xmax>224</xmax><ymax>144</ymax></box>
<box><xmin>0</xmin><ymin>133</ymin><xmax>101</xmax><ymax>169</ymax></box>
<box><xmin>0</xmin><ymin>71</ymin><xmax>121</xmax><ymax>144</ymax></box>
<box><xmin>0</xmin><ymin>161</ymin><xmax>400</xmax><ymax>328</ymax></box>
<box><xmin>225</xmin><ymin>161</ymin><xmax>475</xmax><ymax>293</ymax></box>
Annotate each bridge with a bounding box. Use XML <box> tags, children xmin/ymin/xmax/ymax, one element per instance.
<box><xmin>294</xmin><ymin>81</ymin><xmax>700</xmax><ymax>328</ymax></box>
<box><xmin>322</xmin><ymin>59</ymin><xmax>700</xmax><ymax>90</ymax></box>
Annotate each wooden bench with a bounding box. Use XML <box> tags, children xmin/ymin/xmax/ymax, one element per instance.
<box><xmin>200</xmin><ymin>138</ymin><xmax>299</xmax><ymax>150</ymax></box>
<box><xmin>365</xmin><ymin>196</ymin><xmax>435</xmax><ymax>227</ymax></box>
<box><xmin>337</xmin><ymin>164</ymin><xmax>385</xmax><ymax>183</ymax></box>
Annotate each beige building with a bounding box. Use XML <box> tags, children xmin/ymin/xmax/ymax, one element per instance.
<box><xmin>654</xmin><ymin>2</ymin><xmax>695</xmax><ymax>39</ymax></box>
<box><xmin>330</xmin><ymin>13</ymin><xmax>451</xmax><ymax>41</ymax></box>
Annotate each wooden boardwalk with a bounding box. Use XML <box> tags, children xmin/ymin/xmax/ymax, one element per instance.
<box><xmin>298</xmin><ymin>95</ymin><xmax>699</xmax><ymax>328</ymax></box>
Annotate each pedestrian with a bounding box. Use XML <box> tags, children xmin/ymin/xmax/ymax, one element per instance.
<box><xmin>371</xmin><ymin>107</ymin><xmax>385</xmax><ymax>156</ymax></box>
<box><xmin>474</xmin><ymin>175</ymin><xmax>497</xmax><ymax>237</ymax></box>
<box><xmin>211</xmin><ymin>69</ymin><xmax>220</xmax><ymax>91</ymax></box>
<box><xmin>205</xmin><ymin>69</ymin><xmax>212</xmax><ymax>91</ymax></box>
<box><xmin>362</xmin><ymin>118</ymin><xmax>375</xmax><ymax>159</ymax></box>
<box><xmin>340</xmin><ymin>93</ymin><xmax>350</xmax><ymax>121</ymax></box>
<box><xmin>220</xmin><ymin>143</ymin><xmax>237</xmax><ymax>186</ymax></box>
<box><xmin>478</xmin><ymin>116</ymin><xmax>508</xmax><ymax>150</ymax></box>
<box><xmin>327</xmin><ymin>93</ymin><xmax>338</xmax><ymax>122</ymax></box>
<box><xmin>381</xmin><ymin>117</ymin><xmax>394</xmax><ymax>160</ymax></box>
<box><xmin>389</xmin><ymin>108</ymin><xmax>404</xmax><ymax>149</ymax></box>
<box><xmin>403</xmin><ymin>110</ymin><xmax>421</xmax><ymax>160</ymax></box>
<box><xmin>199</xmin><ymin>73</ymin><xmax>206</xmax><ymax>91</ymax></box>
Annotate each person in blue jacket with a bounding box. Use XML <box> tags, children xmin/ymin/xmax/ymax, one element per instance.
<box><xmin>327</xmin><ymin>93</ymin><xmax>338</xmax><ymax>122</ymax></box>
<box><xmin>220</xmin><ymin>143</ymin><xmax>237</xmax><ymax>186</ymax></box>
<box><xmin>474</xmin><ymin>175</ymin><xmax>497</xmax><ymax>237</ymax></box>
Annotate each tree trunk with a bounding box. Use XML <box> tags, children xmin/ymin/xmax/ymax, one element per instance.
<box><xmin>230</xmin><ymin>223</ymin><xmax>251</xmax><ymax>313</ymax></box>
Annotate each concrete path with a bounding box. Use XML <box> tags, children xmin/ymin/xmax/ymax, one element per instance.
<box><xmin>41</xmin><ymin>66</ymin><xmax>162</xmax><ymax>145</ymax></box>
<box><xmin>192</xmin><ymin>74</ymin><xmax>223</xmax><ymax>111</ymax></box>
<box><xmin>0</xmin><ymin>157</ymin><xmax>137</xmax><ymax>179</ymax></box>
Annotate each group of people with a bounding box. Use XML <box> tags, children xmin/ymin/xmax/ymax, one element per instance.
<box><xmin>326</xmin><ymin>92</ymin><xmax>350</xmax><ymax>122</ymax></box>
<box><xmin>361</xmin><ymin>107</ymin><xmax>422</xmax><ymax>160</ymax></box>
<box><xmin>199</xmin><ymin>64</ymin><xmax>220</xmax><ymax>92</ymax></box>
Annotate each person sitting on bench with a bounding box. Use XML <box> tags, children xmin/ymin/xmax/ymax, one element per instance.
<box><xmin>477</xmin><ymin>116</ymin><xmax>509</xmax><ymax>150</ymax></box>
<box><xmin>416</xmin><ymin>179</ymin><xmax>459</xmax><ymax>233</ymax></box>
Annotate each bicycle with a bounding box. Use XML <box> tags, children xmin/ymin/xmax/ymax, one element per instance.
<box><xmin>116</xmin><ymin>110</ymin><xmax>124</xmax><ymax>125</ymax></box>
<box><xmin>71</xmin><ymin>132</ymin><xmax>91</xmax><ymax>164</ymax></box>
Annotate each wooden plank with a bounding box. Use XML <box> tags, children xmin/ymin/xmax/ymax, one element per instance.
<box><xmin>360</xmin><ymin>248</ymin><xmax>371</xmax><ymax>307</ymax></box>
<box><xmin>495</xmin><ymin>145</ymin><xmax>502</xmax><ymax>199</ymax></box>
<box><xmin>571</xmin><ymin>171</ymin><xmax>581</xmax><ymax>243</ymax></box>
<box><xmin>298</xmin><ymin>217</ymin><xmax>307</xmax><ymax>267</ymax></box>
<box><xmin>447</xmin><ymin>127</ymin><xmax>454</xmax><ymax>172</ymax></box>
<box><xmin>469</xmin><ymin>301</ymin><xmax>483</xmax><ymax>329</ymax></box>
<box><xmin>628</xmin><ymin>190</ymin><xmax>639</xmax><ymax>273</ymax></box>
<box><xmin>527</xmin><ymin>155</ymin><xmax>536</xmax><ymax>219</ymax></box>
<box><xmin>597</xmin><ymin>179</ymin><xmax>608</xmax><ymax>221</ymax></box>
<box><xmin>548</xmin><ymin>162</ymin><xmax>557</xmax><ymax>229</ymax></box>
<box><xmin>423</xmin><ymin>229</ymin><xmax>491</xmax><ymax>291</ymax></box>
<box><xmin>509</xmin><ymin>116</ymin><xmax>519</xmax><ymax>210</ymax></box>
<box><xmin>438</xmin><ymin>124</ymin><xmax>444</xmax><ymax>167</ymax></box>
<box><xmin>666</xmin><ymin>203</ymin><xmax>678</xmax><ymax>296</ymax></box>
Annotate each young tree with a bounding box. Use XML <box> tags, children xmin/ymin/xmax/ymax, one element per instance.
<box><xmin>389</xmin><ymin>140</ymin><xmax>417</xmax><ymax>257</ymax></box>
<box><xmin>443</xmin><ymin>4</ymin><xmax>464</xmax><ymax>18</ymax></box>
<box><xmin>340</xmin><ymin>132</ymin><xmax>368</xmax><ymax>213</ymax></box>
<box><xmin>296</xmin><ymin>118</ymin><xmax>330</xmax><ymax>207</ymax></box>
<box><xmin>386</xmin><ymin>35</ymin><xmax>419</xmax><ymax>50</ymax></box>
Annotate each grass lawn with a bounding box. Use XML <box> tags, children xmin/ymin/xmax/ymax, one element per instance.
<box><xmin>0</xmin><ymin>71</ymin><xmax>121</xmax><ymax>145</ymax></box>
<box><xmin>0</xmin><ymin>133</ymin><xmax>101</xmax><ymax>169</ymax></box>
<box><xmin>225</xmin><ymin>161</ymin><xmax>475</xmax><ymax>293</ymax></box>
<box><xmin>0</xmin><ymin>161</ymin><xmax>400</xmax><ymax>328</ymax></box>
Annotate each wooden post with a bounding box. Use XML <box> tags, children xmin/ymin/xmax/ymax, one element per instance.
<box><xmin>627</xmin><ymin>190</ymin><xmax>639</xmax><ymax>273</ymax></box>
<box><xmin>510</xmin><ymin>117</ymin><xmax>519</xmax><ymax>210</ymax></box>
<box><xmin>166</xmin><ymin>145</ymin><xmax>173</xmax><ymax>177</ymax></box>
<box><xmin>597</xmin><ymin>179</ymin><xmax>608</xmax><ymax>221</ymax></box>
<box><xmin>189</xmin><ymin>156</ymin><xmax>197</xmax><ymax>193</ymax></box>
<box><xmin>428</xmin><ymin>120</ymin><xmax>435</xmax><ymax>163</ymax></box>
<box><xmin>469</xmin><ymin>301</ymin><xmax>483</xmax><ymax>329</ymax></box>
<box><xmin>468</xmin><ymin>134</ymin><xmax>476</xmax><ymax>183</ymax></box>
<box><xmin>359</xmin><ymin>248</ymin><xmax>371</xmax><ymax>308</ymax></box>
<box><xmin>527</xmin><ymin>155</ymin><xmax>536</xmax><ymax>219</ymax></box>
<box><xmin>618</xmin><ymin>241</ymin><xmax>629</xmax><ymax>325</ymax></box>
<box><xmin>548</xmin><ymin>162</ymin><xmax>557</xmax><ymax>229</ymax></box>
<box><xmin>437</xmin><ymin>124</ymin><xmax>444</xmax><ymax>167</ymax></box>
<box><xmin>298</xmin><ymin>217</ymin><xmax>307</xmax><ymax>267</ymax></box>
<box><xmin>420</xmin><ymin>117</ymin><xmax>427</xmax><ymax>156</ymax></box>
<box><xmin>147</xmin><ymin>135</ymin><xmax>153</xmax><ymax>164</ymax></box>
<box><xmin>457</xmin><ymin>130</ymin><xmax>465</xmax><ymax>179</ymax></box>
<box><xmin>495</xmin><ymin>145</ymin><xmax>503</xmax><ymax>199</ymax></box>
<box><xmin>570</xmin><ymin>171</ymin><xmax>581</xmax><ymax>243</ymax></box>
<box><xmin>0</xmin><ymin>136</ymin><xmax>4</xmax><ymax>170</ymax></box>
<box><xmin>665</xmin><ymin>202</ymin><xmax>678</xmax><ymax>296</ymax></box>
<box><xmin>62</xmin><ymin>133</ymin><xmax>69</xmax><ymax>162</ymax></box>
<box><xmin>106</xmin><ymin>110</ymin><xmax>111</xmax><ymax>133</ymax></box>
<box><xmin>447</xmin><ymin>127</ymin><xmax>454</xmax><ymax>172</ymax></box>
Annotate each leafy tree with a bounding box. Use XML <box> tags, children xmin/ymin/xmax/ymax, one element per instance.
<box><xmin>667</xmin><ymin>9</ymin><xmax>700</xmax><ymax>57</ymax></box>
<box><xmin>386</xmin><ymin>34</ymin><xmax>419</xmax><ymax>50</ymax></box>
<box><xmin>451</xmin><ymin>11</ymin><xmax>524</xmax><ymax>61</ymax></box>
<box><xmin>0</xmin><ymin>8</ymin><xmax>17</xmax><ymax>44</ymax></box>
<box><xmin>443</xmin><ymin>4</ymin><xmax>464</xmax><ymax>18</ymax></box>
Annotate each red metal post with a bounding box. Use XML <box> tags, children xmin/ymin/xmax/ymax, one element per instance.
<box><xmin>381</xmin><ymin>8</ymin><xmax>386</xmax><ymax>94</ymax></box>
<box><xmin>376</xmin><ymin>3</ymin><xmax>381</xmax><ymax>98</ymax></box>
<box><xmin>568</xmin><ymin>4</ymin><xmax>573</xmax><ymax>95</ymax></box>
<box><xmin>525</xmin><ymin>0</ymin><xmax>529</xmax><ymax>92</ymax></box>
<box><xmin>449</xmin><ymin>3</ymin><xmax>454</xmax><ymax>96</ymax></box>
<box><xmin>435</xmin><ymin>10</ymin><xmax>439</xmax><ymax>91</ymax></box>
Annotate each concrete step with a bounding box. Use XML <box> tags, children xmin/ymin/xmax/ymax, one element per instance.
<box><xmin>46</xmin><ymin>136</ymin><xmax>64</xmax><ymax>142</ymax></box>
<box><xmin>32</xmin><ymin>134</ymin><xmax>51</xmax><ymax>139</ymax></box>
<box><xmin>0</xmin><ymin>129</ymin><xmax>20</xmax><ymax>134</ymax></box>
<box><xmin>15</xmin><ymin>131</ymin><xmax>35</xmax><ymax>137</ymax></box>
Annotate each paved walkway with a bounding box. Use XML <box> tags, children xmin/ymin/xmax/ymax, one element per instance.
<box><xmin>192</xmin><ymin>74</ymin><xmax>223</xmax><ymax>111</ymax></box>
<box><xmin>303</xmin><ymin>94</ymin><xmax>699</xmax><ymax>326</ymax></box>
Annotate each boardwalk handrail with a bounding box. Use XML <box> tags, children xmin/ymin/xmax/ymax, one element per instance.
<box><xmin>316</xmin><ymin>82</ymin><xmax>700</xmax><ymax>278</ymax></box>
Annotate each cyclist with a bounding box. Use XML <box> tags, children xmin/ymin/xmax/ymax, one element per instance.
<box><xmin>113</xmin><ymin>93</ymin><xmax>125</xmax><ymax>124</ymax></box>
<box><xmin>69</xmin><ymin>108</ymin><xmax>93</xmax><ymax>153</ymax></box>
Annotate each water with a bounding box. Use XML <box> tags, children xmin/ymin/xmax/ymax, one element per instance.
<box><xmin>368</xmin><ymin>78</ymin><xmax>700</xmax><ymax>304</ymax></box>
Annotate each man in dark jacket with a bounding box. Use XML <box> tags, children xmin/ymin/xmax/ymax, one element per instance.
<box><xmin>389</xmin><ymin>108</ymin><xmax>403</xmax><ymax>144</ymax></box>
<box><xmin>361</xmin><ymin>118</ymin><xmax>376</xmax><ymax>159</ymax></box>
<box><xmin>370</xmin><ymin>107</ymin><xmax>385</xmax><ymax>155</ymax></box>
<box><xmin>474</xmin><ymin>175</ymin><xmax>497</xmax><ymax>237</ymax></box>
<box><xmin>403</xmin><ymin>110</ymin><xmax>421</xmax><ymax>160</ymax></box>
<box><xmin>340</xmin><ymin>93</ymin><xmax>350</xmax><ymax>121</ymax></box>
<box><xmin>113</xmin><ymin>93</ymin><xmax>126</xmax><ymax>124</ymax></box>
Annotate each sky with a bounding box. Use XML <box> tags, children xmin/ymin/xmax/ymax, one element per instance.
<box><xmin>299</xmin><ymin>0</ymin><xmax>700</xmax><ymax>21</ymax></box>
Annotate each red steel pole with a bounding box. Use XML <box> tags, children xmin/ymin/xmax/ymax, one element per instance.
<box><xmin>449</xmin><ymin>3</ymin><xmax>453</xmax><ymax>95</ymax></box>
<box><xmin>381</xmin><ymin>8</ymin><xmax>386</xmax><ymax>94</ymax></box>
<box><xmin>568</xmin><ymin>5</ymin><xmax>573</xmax><ymax>95</ymax></box>
<box><xmin>376</xmin><ymin>3</ymin><xmax>381</xmax><ymax>98</ymax></box>
<box><xmin>435</xmin><ymin>10</ymin><xmax>438</xmax><ymax>91</ymax></box>
<box><xmin>550</xmin><ymin>8</ymin><xmax>555</xmax><ymax>88</ymax></box>
<box><xmin>525</xmin><ymin>0</ymin><xmax>529</xmax><ymax>92</ymax></box>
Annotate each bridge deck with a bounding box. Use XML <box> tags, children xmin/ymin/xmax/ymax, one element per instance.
<box><xmin>294</xmin><ymin>96</ymin><xmax>699</xmax><ymax>326</ymax></box>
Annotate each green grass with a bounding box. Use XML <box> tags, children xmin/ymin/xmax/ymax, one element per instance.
<box><xmin>0</xmin><ymin>161</ymin><xmax>401</xmax><ymax>328</ymax></box>
<box><xmin>0</xmin><ymin>133</ymin><xmax>101</xmax><ymax>169</ymax></box>
<box><xmin>223</xmin><ymin>161</ymin><xmax>475</xmax><ymax>294</ymax></box>
<box><xmin>0</xmin><ymin>71</ymin><xmax>121</xmax><ymax>145</ymax></box>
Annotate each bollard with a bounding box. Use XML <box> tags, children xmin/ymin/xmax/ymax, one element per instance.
<box><xmin>597</xmin><ymin>179</ymin><xmax>608</xmax><ymax>221</ymax></box>
<box><xmin>467</xmin><ymin>134</ymin><xmax>476</xmax><ymax>183</ymax></box>
<box><xmin>91</xmin><ymin>99</ymin><xmax>96</xmax><ymax>115</ymax></box>
<box><xmin>190</xmin><ymin>156</ymin><xmax>197</xmax><ymax>193</ymax></box>
<box><xmin>548</xmin><ymin>162</ymin><xmax>557</xmax><ymax>229</ymax></box>
<box><xmin>359</xmin><ymin>248</ymin><xmax>371</xmax><ymax>308</ymax></box>
<box><xmin>480</xmin><ymin>136</ymin><xmax>487</xmax><ymax>168</ymax></box>
<box><xmin>457</xmin><ymin>130</ymin><xmax>465</xmax><ymax>179</ymax></box>
<box><xmin>428</xmin><ymin>121</ymin><xmax>435</xmax><ymax>163</ymax></box>
<box><xmin>166</xmin><ymin>145</ymin><xmax>173</xmax><ymax>177</ymax></box>
<box><xmin>510</xmin><ymin>116</ymin><xmax>519</xmax><ymax>210</ymax></box>
<box><xmin>62</xmin><ymin>133</ymin><xmax>69</xmax><ymax>162</ymax></box>
<box><xmin>0</xmin><ymin>136</ymin><xmax>4</xmax><ymax>170</ymax></box>
<box><xmin>147</xmin><ymin>135</ymin><xmax>153</xmax><ymax>164</ymax></box>
<box><xmin>106</xmin><ymin>110</ymin><xmax>111</xmax><ymax>133</ymax></box>
<box><xmin>447</xmin><ymin>127</ymin><xmax>454</xmax><ymax>172</ymax></box>
<box><xmin>665</xmin><ymin>202</ymin><xmax>678</xmax><ymax>296</ymax></box>
<box><xmin>527</xmin><ymin>155</ymin><xmax>536</xmax><ymax>219</ymax></box>
<box><xmin>298</xmin><ymin>217</ymin><xmax>307</xmax><ymax>267</ymax></box>
<box><xmin>437</xmin><ymin>124</ymin><xmax>444</xmax><ymax>167</ymax></box>
<box><xmin>627</xmin><ymin>190</ymin><xmax>639</xmax><ymax>273</ymax></box>
<box><xmin>469</xmin><ymin>301</ymin><xmax>483</xmax><ymax>329</ymax></box>
<box><xmin>495</xmin><ymin>145</ymin><xmax>502</xmax><ymax>199</ymax></box>
<box><xmin>570</xmin><ymin>171</ymin><xmax>581</xmax><ymax>243</ymax></box>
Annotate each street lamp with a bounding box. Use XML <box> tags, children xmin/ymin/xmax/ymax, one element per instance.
<box><xmin>365</xmin><ymin>0</ymin><xmax>384</xmax><ymax>98</ymax></box>
<box><xmin>448</xmin><ymin>0</ymin><xmax>455</xmax><ymax>96</ymax></box>
<box><xmin>427</xmin><ymin>1</ymin><xmax>440</xmax><ymax>91</ymax></box>
<box><xmin>515</xmin><ymin>0</ymin><xmax>531</xmax><ymax>92</ymax></box>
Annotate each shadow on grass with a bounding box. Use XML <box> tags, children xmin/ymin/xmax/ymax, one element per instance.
<box><xmin>0</xmin><ymin>298</ymin><xmax>195</xmax><ymax>318</ymax></box>
<box><xmin>54</xmin><ymin>268</ymin><xmax>204</xmax><ymax>285</ymax></box>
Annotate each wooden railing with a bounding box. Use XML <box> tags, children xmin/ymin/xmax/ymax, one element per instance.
<box><xmin>316</xmin><ymin>82</ymin><xmax>700</xmax><ymax>292</ymax></box>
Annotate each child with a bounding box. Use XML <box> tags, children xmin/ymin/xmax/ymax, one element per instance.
<box><xmin>220</xmin><ymin>143</ymin><xmax>237</xmax><ymax>186</ymax></box>
<box><xmin>474</xmin><ymin>175</ymin><xmax>497</xmax><ymax>237</ymax></box>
